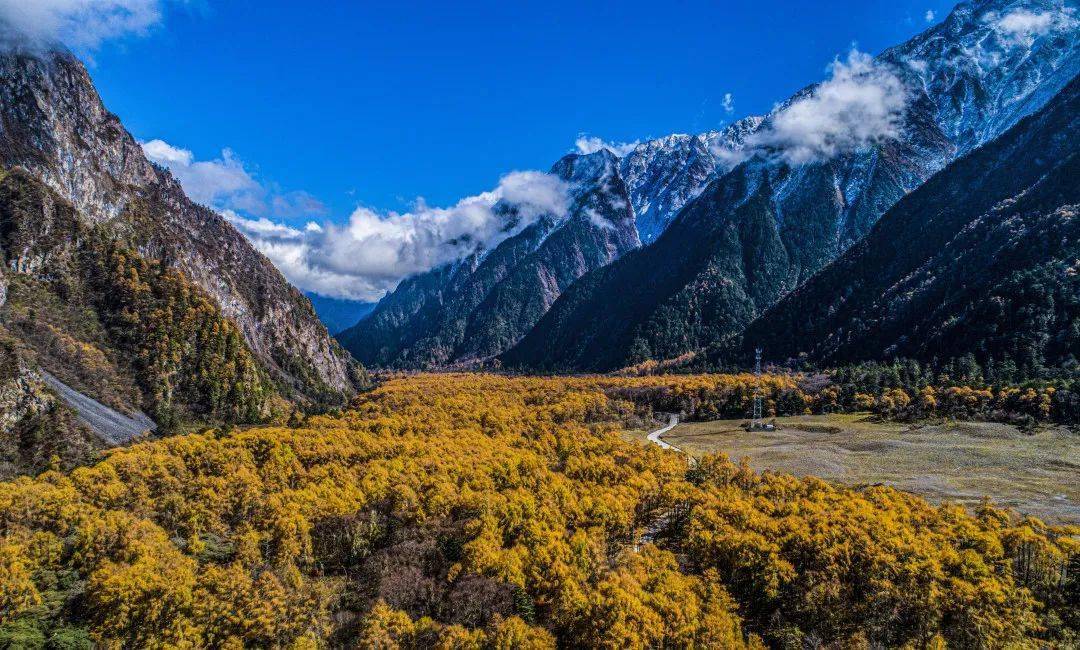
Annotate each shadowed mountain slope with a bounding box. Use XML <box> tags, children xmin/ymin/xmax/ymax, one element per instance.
<box><xmin>739</xmin><ymin>74</ymin><xmax>1079</xmax><ymax>372</ymax></box>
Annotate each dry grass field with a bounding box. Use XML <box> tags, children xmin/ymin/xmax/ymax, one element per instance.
<box><xmin>643</xmin><ymin>413</ymin><xmax>1079</xmax><ymax>524</ymax></box>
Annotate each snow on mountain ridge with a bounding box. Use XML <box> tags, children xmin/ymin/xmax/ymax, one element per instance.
<box><xmin>883</xmin><ymin>0</ymin><xmax>1079</xmax><ymax>154</ymax></box>
<box><xmin>619</xmin><ymin>116</ymin><xmax>764</xmax><ymax>243</ymax></box>
<box><xmin>603</xmin><ymin>0</ymin><xmax>1076</xmax><ymax>246</ymax></box>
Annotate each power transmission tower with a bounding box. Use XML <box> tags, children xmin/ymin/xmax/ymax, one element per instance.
<box><xmin>746</xmin><ymin>348</ymin><xmax>774</xmax><ymax>431</ymax></box>
<box><xmin>752</xmin><ymin>348</ymin><xmax>763</xmax><ymax>426</ymax></box>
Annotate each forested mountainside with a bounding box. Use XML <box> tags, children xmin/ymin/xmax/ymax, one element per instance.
<box><xmin>738</xmin><ymin>73</ymin><xmax>1080</xmax><ymax>374</ymax></box>
<box><xmin>0</xmin><ymin>49</ymin><xmax>364</xmax><ymax>405</ymax></box>
<box><xmin>503</xmin><ymin>0</ymin><xmax>1079</xmax><ymax>372</ymax></box>
<box><xmin>0</xmin><ymin>169</ymin><xmax>280</xmax><ymax>474</ymax></box>
<box><xmin>337</xmin><ymin>150</ymin><xmax>639</xmax><ymax>368</ymax></box>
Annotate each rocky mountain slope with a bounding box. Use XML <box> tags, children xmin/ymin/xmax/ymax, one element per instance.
<box><xmin>739</xmin><ymin>74</ymin><xmax>1079</xmax><ymax>372</ymax></box>
<box><xmin>504</xmin><ymin>0</ymin><xmax>1079</xmax><ymax>372</ymax></box>
<box><xmin>0</xmin><ymin>49</ymin><xmax>363</xmax><ymax>405</ymax></box>
<box><xmin>0</xmin><ymin>335</ymin><xmax>101</xmax><ymax>479</ymax></box>
<box><xmin>0</xmin><ymin>168</ymin><xmax>276</xmax><ymax>435</ymax></box>
<box><xmin>337</xmin><ymin>150</ymin><xmax>639</xmax><ymax>367</ymax></box>
<box><xmin>622</xmin><ymin>117</ymin><xmax>763</xmax><ymax>244</ymax></box>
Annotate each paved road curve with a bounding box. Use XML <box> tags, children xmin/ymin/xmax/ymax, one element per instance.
<box><xmin>646</xmin><ymin>414</ymin><xmax>683</xmax><ymax>452</ymax></box>
<box><xmin>39</xmin><ymin>370</ymin><xmax>156</xmax><ymax>445</ymax></box>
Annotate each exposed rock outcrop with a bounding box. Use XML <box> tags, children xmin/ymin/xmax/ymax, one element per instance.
<box><xmin>0</xmin><ymin>50</ymin><xmax>362</xmax><ymax>403</ymax></box>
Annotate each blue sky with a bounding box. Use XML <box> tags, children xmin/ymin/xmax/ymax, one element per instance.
<box><xmin>89</xmin><ymin>0</ymin><xmax>954</xmax><ymax>215</ymax></box>
<box><xmin>5</xmin><ymin>0</ymin><xmax>966</xmax><ymax>299</ymax></box>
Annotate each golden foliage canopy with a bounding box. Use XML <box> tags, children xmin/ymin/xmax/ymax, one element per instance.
<box><xmin>0</xmin><ymin>374</ymin><xmax>1074</xmax><ymax>647</ymax></box>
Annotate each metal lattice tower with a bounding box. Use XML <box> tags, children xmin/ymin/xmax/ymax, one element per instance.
<box><xmin>752</xmin><ymin>348</ymin><xmax>763</xmax><ymax>425</ymax></box>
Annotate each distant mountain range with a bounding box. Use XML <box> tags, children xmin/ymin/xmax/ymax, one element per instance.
<box><xmin>334</xmin><ymin>115</ymin><xmax>770</xmax><ymax>368</ymax></box>
<box><xmin>502</xmin><ymin>0</ymin><xmax>1079</xmax><ymax>372</ymax></box>
<box><xmin>305</xmin><ymin>292</ymin><xmax>375</xmax><ymax>335</ymax></box>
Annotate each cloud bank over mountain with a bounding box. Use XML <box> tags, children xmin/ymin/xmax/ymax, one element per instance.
<box><xmin>718</xmin><ymin>49</ymin><xmax>907</xmax><ymax>165</ymax></box>
<box><xmin>145</xmin><ymin>136</ymin><xmax>571</xmax><ymax>301</ymax></box>
<box><xmin>227</xmin><ymin>172</ymin><xmax>570</xmax><ymax>301</ymax></box>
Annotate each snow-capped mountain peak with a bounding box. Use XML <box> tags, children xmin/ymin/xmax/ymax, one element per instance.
<box><xmin>605</xmin><ymin>0</ymin><xmax>1077</xmax><ymax>246</ymax></box>
<box><xmin>884</xmin><ymin>0</ymin><xmax>1079</xmax><ymax>154</ymax></box>
<box><xmin>618</xmin><ymin>115</ymin><xmax>764</xmax><ymax>243</ymax></box>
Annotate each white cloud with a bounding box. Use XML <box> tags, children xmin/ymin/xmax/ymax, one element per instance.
<box><xmin>723</xmin><ymin>49</ymin><xmax>906</xmax><ymax>166</ymax></box>
<box><xmin>924</xmin><ymin>9</ymin><xmax>935</xmax><ymax>23</ymax></box>
<box><xmin>219</xmin><ymin>211</ymin><xmax>302</xmax><ymax>240</ymax></box>
<box><xmin>272</xmin><ymin>191</ymin><xmax>327</xmax><ymax>219</ymax></box>
<box><xmin>142</xmin><ymin>139</ymin><xmax>327</xmax><ymax>218</ymax></box>
<box><xmin>986</xmin><ymin>6</ymin><xmax>1077</xmax><ymax>46</ymax></box>
<box><xmin>226</xmin><ymin>172</ymin><xmax>570</xmax><ymax>301</ymax></box>
<box><xmin>574</xmin><ymin>135</ymin><xmax>640</xmax><ymax>158</ymax></box>
<box><xmin>143</xmin><ymin>139</ymin><xmax>263</xmax><ymax>212</ymax></box>
<box><xmin>722</xmin><ymin>92</ymin><xmax>735</xmax><ymax>113</ymax></box>
<box><xmin>141</xmin><ymin>138</ymin><xmax>191</xmax><ymax>166</ymax></box>
<box><xmin>0</xmin><ymin>0</ymin><xmax>170</xmax><ymax>52</ymax></box>
<box><xmin>145</xmin><ymin>138</ymin><xmax>570</xmax><ymax>300</ymax></box>
<box><xmin>583</xmin><ymin>208</ymin><xmax>613</xmax><ymax>230</ymax></box>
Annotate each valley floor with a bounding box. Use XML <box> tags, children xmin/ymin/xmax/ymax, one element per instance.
<box><xmin>644</xmin><ymin>413</ymin><xmax>1079</xmax><ymax>524</ymax></box>
<box><xmin>2</xmin><ymin>373</ymin><xmax>1076</xmax><ymax>647</ymax></box>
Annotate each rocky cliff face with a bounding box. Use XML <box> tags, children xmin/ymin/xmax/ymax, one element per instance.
<box><xmin>0</xmin><ymin>49</ymin><xmax>361</xmax><ymax>403</ymax></box>
<box><xmin>338</xmin><ymin>149</ymin><xmax>639</xmax><ymax>368</ymax></box>
<box><xmin>504</xmin><ymin>0</ymin><xmax>1079</xmax><ymax>371</ymax></box>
